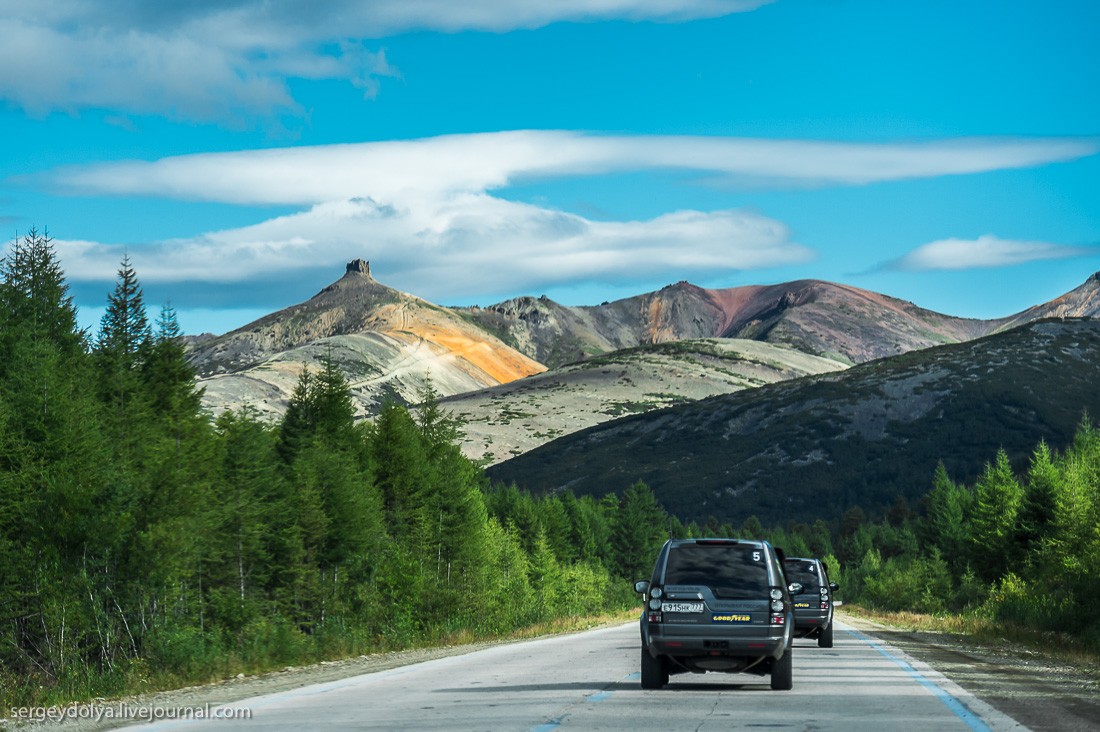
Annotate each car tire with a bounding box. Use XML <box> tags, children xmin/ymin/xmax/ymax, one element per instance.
<box><xmin>640</xmin><ymin>647</ymin><xmax>668</xmax><ymax>689</ymax></box>
<box><xmin>770</xmin><ymin>646</ymin><xmax>793</xmax><ymax>690</ymax></box>
<box><xmin>818</xmin><ymin>620</ymin><xmax>834</xmax><ymax>648</ymax></box>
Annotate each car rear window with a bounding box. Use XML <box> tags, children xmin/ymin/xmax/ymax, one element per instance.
<box><xmin>663</xmin><ymin>543</ymin><xmax>769</xmax><ymax>599</ymax></box>
<box><xmin>783</xmin><ymin>561</ymin><xmax>821</xmax><ymax>592</ymax></box>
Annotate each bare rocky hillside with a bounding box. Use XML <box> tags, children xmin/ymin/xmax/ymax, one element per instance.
<box><xmin>439</xmin><ymin>339</ymin><xmax>847</xmax><ymax>465</ymax></box>
<box><xmin>190</xmin><ymin>260</ymin><xmax>545</xmax><ymax>419</ymax></box>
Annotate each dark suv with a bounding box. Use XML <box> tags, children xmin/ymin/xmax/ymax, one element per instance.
<box><xmin>782</xmin><ymin>557</ymin><xmax>838</xmax><ymax>648</ymax></box>
<box><xmin>634</xmin><ymin>539</ymin><xmax>801</xmax><ymax>690</ymax></box>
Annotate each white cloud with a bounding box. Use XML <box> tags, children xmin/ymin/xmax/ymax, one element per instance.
<box><xmin>52</xmin><ymin>131</ymin><xmax>1100</xmax><ymax>204</ymax></box>
<box><xmin>891</xmin><ymin>234</ymin><xmax>1094</xmax><ymax>271</ymax></box>
<box><xmin>0</xmin><ymin>0</ymin><xmax>768</xmax><ymax>123</ymax></box>
<box><xmin>42</xmin><ymin>131</ymin><xmax>1100</xmax><ymax>302</ymax></box>
<box><xmin>53</xmin><ymin>196</ymin><xmax>813</xmax><ymax>302</ymax></box>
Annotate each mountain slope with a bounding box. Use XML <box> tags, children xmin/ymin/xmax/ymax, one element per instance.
<box><xmin>993</xmin><ymin>271</ymin><xmax>1100</xmax><ymax>332</ymax></box>
<box><xmin>441</xmin><ymin>339</ymin><xmax>847</xmax><ymax>465</ymax></box>
<box><xmin>461</xmin><ymin>279</ymin><xmax>998</xmax><ymax>368</ymax></box>
<box><xmin>487</xmin><ymin>319</ymin><xmax>1100</xmax><ymax>525</ymax></box>
<box><xmin>190</xmin><ymin>260</ymin><xmax>545</xmax><ymax>419</ymax></box>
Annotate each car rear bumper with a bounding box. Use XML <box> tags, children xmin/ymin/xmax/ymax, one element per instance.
<box><xmin>792</xmin><ymin>609</ymin><xmax>830</xmax><ymax>628</ymax></box>
<box><xmin>646</xmin><ymin>625</ymin><xmax>787</xmax><ymax>658</ymax></box>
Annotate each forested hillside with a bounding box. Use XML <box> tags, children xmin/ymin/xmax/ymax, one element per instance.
<box><xmin>490</xmin><ymin>318</ymin><xmax>1100</xmax><ymax>525</ymax></box>
<box><xmin>0</xmin><ymin>231</ymin><xmax>662</xmax><ymax>709</ymax></box>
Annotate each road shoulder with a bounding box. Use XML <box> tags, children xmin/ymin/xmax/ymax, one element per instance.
<box><xmin>839</xmin><ymin>610</ymin><xmax>1100</xmax><ymax>732</ymax></box>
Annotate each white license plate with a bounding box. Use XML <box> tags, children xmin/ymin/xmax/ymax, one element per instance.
<box><xmin>662</xmin><ymin>602</ymin><xmax>704</xmax><ymax>613</ymax></box>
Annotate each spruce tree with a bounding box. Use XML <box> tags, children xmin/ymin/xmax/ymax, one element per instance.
<box><xmin>95</xmin><ymin>256</ymin><xmax>152</xmax><ymax>391</ymax></box>
<box><xmin>0</xmin><ymin>228</ymin><xmax>116</xmax><ymax>680</ymax></box>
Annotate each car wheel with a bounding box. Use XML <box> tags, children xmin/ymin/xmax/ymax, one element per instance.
<box><xmin>640</xmin><ymin>647</ymin><xmax>668</xmax><ymax>689</ymax></box>
<box><xmin>770</xmin><ymin>646</ymin><xmax>793</xmax><ymax>690</ymax></box>
<box><xmin>818</xmin><ymin>620</ymin><xmax>834</xmax><ymax>648</ymax></box>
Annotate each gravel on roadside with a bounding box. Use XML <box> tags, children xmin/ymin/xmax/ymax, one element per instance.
<box><xmin>839</xmin><ymin>610</ymin><xmax>1100</xmax><ymax>732</ymax></box>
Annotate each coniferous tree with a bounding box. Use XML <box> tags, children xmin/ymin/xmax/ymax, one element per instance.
<box><xmin>0</xmin><ymin>228</ymin><xmax>116</xmax><ymax>680</ymax></box>
<box><xmin>0</xmin><ymin>227</ymin><xmax>85</xmax><ymax>368</ymax></box>
<box><xmin>96</xmin><ymin>256</ymin><xmax>152</xmax><ymax>396</ymax></box>
<box><xmin>1047</xmin><ymin>419</ymin><xmax>1099</xmax><ymax>575</ymax></box>
<box><xmin>144</xmin><ymin>304</ymin><xmax>204</xmax><ymax>424</ymax></box>
<box><xmin>968</xmin><ymin>449</ymin><xmax>1023</xmax><ymax>582</ymax></box>
<box><xmin>1017</xmin><ymin>441</ymin><xmax>1059</xmax><ymax>562</ymax></box>
<box><xmin>611</xmin><ymin>482</ymin><xmax>667</xmax><ymax>579</ymax></box>
<box><xmin>922</xmin><ymin>462</ymin><xmax>972</xmax><ymax>574</ymax></box>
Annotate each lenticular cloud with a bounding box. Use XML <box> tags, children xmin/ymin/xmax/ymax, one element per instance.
<box><xmin>46</xmin><ymin>131</ymin><xmax>1099</xmax><ymax>299</ymax></box>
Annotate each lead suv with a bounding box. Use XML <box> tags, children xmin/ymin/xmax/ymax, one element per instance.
<box><xmin>782</xmin><ymin>557</ymin><xmax>838</xmax><ymax>648</ymax></box>
<box><xmin>634</xmin><ymin>538</ymin><xmax>801</xmax><ymax>690</ymax></box>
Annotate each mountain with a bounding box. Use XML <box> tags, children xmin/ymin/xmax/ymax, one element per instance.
<box><xmin>189</xmin><ymin>260</ymin><xmax>545</xmax><ymax>419</ymax></box>
<box><xmin>486</xmin><ymin>319</ymin><xmax>1100</xmax><ymax>526</ymax></box>
<box><xmin>992</xmin><ymin>271</ymin><xmax>1100</xmax><ymax>332</ymax></box>
<box><xmin>189</xmin><ymin>263</ymin><xmax>1100</xmax><ymax>430</ymax></box>
<box><xmin>460</xmin><ymin>279</ymin><xmax>1001</xmax><ymax>368</ymax></box>
<box><xmin>440</xmin><ymin>338</ymin><xmax>848</xmax><ymax>465</ymax></box>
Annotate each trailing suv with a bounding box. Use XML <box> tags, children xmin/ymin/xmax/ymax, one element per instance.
<box><xmin>634</xmin><ymin>539</ymin><xmax>801</xmax><ymax>690</ymax></box>
<box><xmin>782</xmin><ymin>557</ymin><xmax>839</xmax><ymax>648</ymax></box>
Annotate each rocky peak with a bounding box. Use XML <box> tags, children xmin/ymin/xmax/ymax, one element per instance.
<box><xmin>346</xmin><ymin>259</ymin><xmax>373</xmax><ymax>277</ymax></box>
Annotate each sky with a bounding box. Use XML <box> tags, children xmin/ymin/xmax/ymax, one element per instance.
<box><xmin>2</xmin><ymin>0</ymin><xmax>1098</xmax><ymax>336</ymax></box>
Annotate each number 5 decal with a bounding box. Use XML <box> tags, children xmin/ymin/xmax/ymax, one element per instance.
<box><xmin>752</xmin><ymin>551</ymin><xmax>761</xmax><ymax>561</ymax></box>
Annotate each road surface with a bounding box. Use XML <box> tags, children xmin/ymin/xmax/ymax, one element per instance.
<box><xmin>126</xmin><ymin>619</ymin><xmax>1024</xmax><ymax>731</ymax></box>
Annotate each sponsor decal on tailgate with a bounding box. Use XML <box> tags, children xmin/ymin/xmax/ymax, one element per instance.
<box><xmin>794</xmin><ymin>602</ymin><xmax>811</xmax><ymax>608</ymax></box>
<box><xmin>711</xmin><ymin>614</ymin><xmax>751</xmax><ymax>623</ymax></box>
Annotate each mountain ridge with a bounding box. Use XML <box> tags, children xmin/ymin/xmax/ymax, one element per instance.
<box><xmin>187</xmin><ymin>263</ymin><xmax>1100</xmax><ymax>427</ymax></box>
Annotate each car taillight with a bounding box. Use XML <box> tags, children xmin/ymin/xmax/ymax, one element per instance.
<box><xmin>821</xmin><ymin>602</ymin><xmax>830</xmax><ymax>610</ymax></box>
<box><xmin>646</xmin><ymin>611</ymin><xmax>662</xmax><ymax>623</ymax></box>
<box><xmin>771</xmin><ymin>614</ymin><xmax>785</xmax><ymax>625</ymax></box>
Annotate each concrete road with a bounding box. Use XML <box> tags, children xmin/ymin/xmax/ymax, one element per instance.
<box><xmin>129</xmin><ymin>619</ymin><xmax>1026</xmax><ymax>731</ymax></box>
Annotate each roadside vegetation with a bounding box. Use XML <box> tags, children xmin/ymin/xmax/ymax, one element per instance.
<box><xmin>824</xmin><ymin>418</ymin><xmax>1100</xmax><ymax>656</ymax></box>
<box><xmin>712</xmin><ymin>417</ymin><xmax>1100</xmax><ymax>660</ymax></box>
<box><xmin>0</xmin><ymin>231</ymin><xmax>654</xmax><ymax>710</ymax></box>
<box><xmin>3</xmin><ymin>228</ymin><xmax>1096</xmax><ymax>711</ymax></box>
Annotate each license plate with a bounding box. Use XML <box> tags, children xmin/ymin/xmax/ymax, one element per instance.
<box><xmin>662</xmin><ymin>602</ymin><xmax>704</xmax><ymax>613</ymax></box>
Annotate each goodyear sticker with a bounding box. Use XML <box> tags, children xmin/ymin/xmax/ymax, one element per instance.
<box><xmin>711</xmin><ymin>614</ymin><xmax>751</xmax><ymax>623</ymax></box>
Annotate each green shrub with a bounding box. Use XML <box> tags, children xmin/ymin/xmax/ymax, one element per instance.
<box><xmin>860</xmin><ymin>554</ymin><xmax>951</xmax><ymax>613</ymax></box>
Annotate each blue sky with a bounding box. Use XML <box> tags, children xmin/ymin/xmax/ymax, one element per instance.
<box><xmin>2</xmin><ymin>0</ymin><xmax>1098</xmax><ymax>335</ymax></box>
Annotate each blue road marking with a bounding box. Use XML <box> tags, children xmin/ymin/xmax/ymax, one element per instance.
<box><xmin>530</xmin><ymin>674</ymin><xmax>629</xmax><ymax>731</ymax></box>
<box><xmin>845</xmin><ymin>629</ymin><xmax>992</xmax><ymax>732</ymax></box>
<box><xmin>530</xmin><ymin>722</ymin><xmax>562</xmax><ymax>732</ymax></box>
